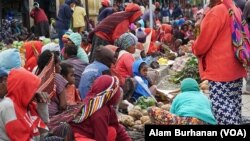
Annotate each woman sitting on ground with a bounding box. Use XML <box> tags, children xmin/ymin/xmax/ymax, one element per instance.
<box><xmin>113</xmin><ymin>32</ymin><xmax>137</xmax><ymax>87</ymax></box>
<box><xmin>148</xmin><ymin>78</ymin><xmax>217</xmax><ymax>125</ymax></box>
<box><xmin>36</xmin><ymin>50</ymin><xmax>67</xmax><ymax>116</ymax></box>
<box><xmin>48</xmin><ymin>75</ymin><xmax>132</xmax><ymax>141</ymax></box>
<box><xmin>0</xmin><ymin>68</ymin><xmax>50</xmax><ymax>140</ymax></box>
<box><xmin>132</xmin><ymin>59</ymin><xmax>157</xmax><ymax>102</ymax></box>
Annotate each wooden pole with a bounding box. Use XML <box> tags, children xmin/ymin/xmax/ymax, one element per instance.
<box><xmin>0</xmin><ymin>0</ymin><xmax>2</xmax><ymax>28</ymax></box>
<box><xmin>85</xmin><ymin>0</ymin><xmax>89</xmax><ymax>19</ymax></box>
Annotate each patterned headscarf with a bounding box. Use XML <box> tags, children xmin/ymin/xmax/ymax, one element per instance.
<box><xmin>48</xmin><ymin>75</ymin><xmax>120</xmax><ymax>130</ymax></box>
<box><xmin>115</xmin><ymin>32</ymin><xmax>138</xmax><ymax>50</ymax></box>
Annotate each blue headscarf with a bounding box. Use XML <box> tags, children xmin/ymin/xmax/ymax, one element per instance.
<box><xmin>132</xmin><ymin>59</ymin><xmax>151</xmax><ymax>100</ymax></box>
<box><xmin>0</xmin><ymin>49</ymin><xmax>21</xmax><ymax>73</ymax></box>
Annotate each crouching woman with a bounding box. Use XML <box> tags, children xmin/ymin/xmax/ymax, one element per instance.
<box><xmin>148</xmin><ymin>78</ymin><xmax>217</xmax><ymax>125</ymax></box>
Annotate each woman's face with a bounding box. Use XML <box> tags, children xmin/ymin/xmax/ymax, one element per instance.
<box><xmin>126</xmin><ymin>45</ymin><xmax>136</xmax><ymax>54</ymax></box>
<box><xmin>55</xmin><ymin>57</ymin><xmax>61</xmax><ymax>73</ymax></box>
<box><xmin>140</xmin><ymin>64</ymin><xmax>148</xmax><ymax>77</ymax></box>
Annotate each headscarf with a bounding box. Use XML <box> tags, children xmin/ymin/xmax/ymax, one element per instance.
<box><xmin>115</xmin><ymin>32</ymin><xmax>138</xmax><ymax>50</ymax></box>
<box><xmin>180</xmin><ymin>78</ymin><xmax>200</xmax><ymax>92</ymax></box>
<box><xmin>125</xmin><ymin>3</ymin><xmax>142</xmax><ymax>23</ymax></box>
<box><xmin>101</xmin><ymin>0</ymin><xmax>111</xmax><ymax>7</ymax></box>
<box><xmin>24</xmin><ymin>41</ymin><xmax>43</xmax><ymax>72</ymax></box>
<box><xmin>170</xmin><ymin>78</ymin><xmax>217</xmax><ymax>125</ymax></box>
<box><xmin>41</xmin><ymin>42</ymin><xmax>60</xmax><ymax>53</ymax></box>
<box><xmin>83</xmin><ymin>75</ymin><xmax>121</xmax><ymax>106</ymax></box>
<box><xmin>162</xmin><ymin>33</ymin><xmax>173</xmax><ymax>43</ymax></box>
<box><xmin>48</xmin><ymin>75</ymin><xmax>120</xmax><ymax>130</ymax></box>
<box><xmin>69</xmin><ymin>33</ymin><xmax>82</xmax><ymax>47</ymax></box>
<box><xmin>89</xmin><ymin>4</ymin><xmax>142</xmax><ymax>42</ymax></box>
<box><xmin>7</xmin><ymin>68</ymin><xmax>48</xmax><ymax>136</ymax></box>
<box><xmin>62</xmin><ymin>31</ymin><xmax>73</xmax><ymax>44</ymax></box>
<box><xmin>36</xmin><ymin>53</ymin><xmax>56</xmax><ymax>99</ymax></box>
<box><xmin>132</xmin><ymin>59</ymin><xmax>156</xmax><ymax>101</ymax></box>
<box><xmin>0</xmin><ymin>49</ymin><xmax>21</xmax><ymax>73</ymax></box>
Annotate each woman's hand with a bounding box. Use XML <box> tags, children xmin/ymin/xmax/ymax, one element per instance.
<box><xmin>35</xmin><ymin>92</ymin><xmax>50</xmax><ymax>103</ymax></box>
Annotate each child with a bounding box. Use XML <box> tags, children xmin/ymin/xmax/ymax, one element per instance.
<box><xmin>60</xmin><ymin>63</ymin><xmax>81</xmax><ymax>105</ymax></box>
<box><xmin>132</xmin><ymin>59</ymin><xmax>157</xmax><ymax>102</ymax></box>
<box><xmin>80</xmin><ymin>32</ymin><xmax>92</xmax><ymax>55</ymax></box>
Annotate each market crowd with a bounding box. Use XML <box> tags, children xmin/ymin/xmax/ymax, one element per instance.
<box><xmin>0</xmin><ymin>0</ymin><xmax>250</xmax><ymax>140</ymax></box>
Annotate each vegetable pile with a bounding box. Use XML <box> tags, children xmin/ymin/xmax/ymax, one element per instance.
<box><xmin>135</xmin><ymin>97</ymin><xmax>156</xmax><ymax>109</ymax></box>
<box><xmin>118</xmin><ymin>100</ymin><xmax>171</xmax><ymax>131</ymax></box>
<box><xmin>169</xmin><ymin>55</ymin><xmax>200</xmax><ymax>84</ymax></box>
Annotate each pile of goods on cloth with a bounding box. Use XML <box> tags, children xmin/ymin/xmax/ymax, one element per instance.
<box><xmin>118</xmin><ymin>94</ymin><xmax>174</xmax><ymax>141</ymax></box>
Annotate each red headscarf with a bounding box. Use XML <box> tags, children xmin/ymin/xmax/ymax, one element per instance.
<box><xmin>101</xmin><ymin>0</ymin><xmax>110</xmax><ymax>7</ymax></box>
<box><xmin>48</xmin><ymin>75</ymin><xmax>120</xmax><ymax>130</ymax></box>
<box><xmin>125</xmin><ymin>3</ymin><xmax>143</xmax><ymax>23</ymax></box>
<box><xmin>84</xmin><ymin>75</ymin><xmax>121</xmax><ymax>106</ymax></box>
<box><xmin>7</xmin><ymin>68</ymin><xmax>47</xmax><ymax>139</ymax></box>
<box><xmin>162</xmin><ymin>33</ymin><xmax>173</xmax><ymax>43</ymax></box>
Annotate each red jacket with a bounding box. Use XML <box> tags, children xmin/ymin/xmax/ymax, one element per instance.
<box><xmin>30</xmin><ymin>8</ymin><xmax>48</xmax><ymax>24</ymax></box>
<box><xmin>192</xmin><ymin>3</ymin><xmax>246</xmax><ymax>82</ymax></box>
<box><xmin>71</xmin><ymin>105</ymin><xmax>131</xmax><ymax>141</ymax></box>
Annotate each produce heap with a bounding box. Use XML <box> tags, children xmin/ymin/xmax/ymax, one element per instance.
<box><xmin>118</xmin><ymin>96</ymin><xmax>171</xmax><ymax>131</ymax></box>
<box><xmin>169</xmin><ymin>55</ymin><xmax>200</xmax><ymax>84</ymax></box>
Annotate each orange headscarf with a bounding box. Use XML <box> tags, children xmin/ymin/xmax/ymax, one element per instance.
<box><xmin>24</xmin><ymin>41</ymin><xmax>43</xmax><ymax>72</ymax></box>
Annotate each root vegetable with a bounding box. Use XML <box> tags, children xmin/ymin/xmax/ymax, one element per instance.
<box><xmin>119</xmin><ymin>115</ymin><xmax>134</xmax><ymax>127</ymax></box>
<box><xmin>140</xmin><ymin>116</ymin><xmax>150</xmax><ymax>124</ymax></box>
<box><xmin>134</xmin><ymin>106</ymin><xmax>142</xmax><ymax>111</ymax></box>
<box><xmin>157</xmin><ymin>102</ymin><xmax>164</xmax><ymax>107</ymax></box>
<box><xmin>161</xmin><ymin>104</ymin><xmax>171</xmax><ymax>111</ymax></box>
<box><xmin>142</xmin><ymin>109</ymin><xmax>148</xmax><ymax>116</ymax></box>
<box><xmin>135</xmin><ymin>120</ymin><xmax>142</xmax><ymax>125</ymax></box>
<box><xmin>128</xmin><ymin>109</ymin><xmax>143</xmax><ymax>120</ymax></box>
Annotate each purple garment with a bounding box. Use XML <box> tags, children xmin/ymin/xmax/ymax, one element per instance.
<box><xmin>98</xmin><ymin>7</ymin><xmax>114</xmax><ymax>22</ymax></box>
<box><xmin>49</xmin><ymin>73</ymin><xmax>68</xmax><ymax>116</ymax></box>
<box><xmin>62</xmin><ymin>57</ymin><xmax>88</xmax><ymax>88</ymax></box>
<box><xmin>141</xmin><ymin>11</ymin><xmax>155</xmax><ymax>22</ymax></box>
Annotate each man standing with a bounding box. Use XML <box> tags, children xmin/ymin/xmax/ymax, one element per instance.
<box><xmin>56</xmin><ymin>0</ymin><xmax>76</xmax><ymax>49</ymax></box>
<box><xmin>30</xmin><ymin>2</ymin><xmax>50</xmax><ymax>38</ymax></box>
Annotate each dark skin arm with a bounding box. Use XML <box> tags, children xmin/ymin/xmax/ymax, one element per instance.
<box><xmin>59</xmin><ymin>89</ymin><xmax>67</xmax><ymax>111</ymax></box>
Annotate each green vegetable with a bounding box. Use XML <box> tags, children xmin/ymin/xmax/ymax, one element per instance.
<box><xmin>135</xmin><ymin>97</ymin><xmax>156</xmax><ymax>109</ymax></box>
<box><xmin>169</xmin><ymin>55</ymin><xmax>200</xmax><ymax>84</ymax></box>
<box><xmin>43</xmin><ymin>38</ymin><xmax>51</xmax><ymax>45</ymax></box>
